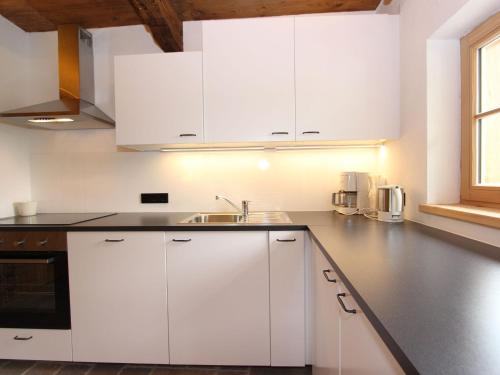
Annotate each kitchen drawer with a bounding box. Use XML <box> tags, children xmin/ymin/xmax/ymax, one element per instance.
<box><xmin>0</xmin><ymin>232</ymin><xmax>67</xmax><ymax>252</ymax></box>
<box><xmin>0</xmin><ymin>329</ymin><xmax>72</xmax><ymax>361</ymax></box>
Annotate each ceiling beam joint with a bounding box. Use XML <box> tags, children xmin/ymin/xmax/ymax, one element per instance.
<box><xmin>128</xmin><ymin>0</ymin><xmax>183</xmax><ymax>52</ymax></box>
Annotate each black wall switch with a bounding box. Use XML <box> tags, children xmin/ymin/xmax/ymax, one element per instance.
<box><xmin>141</xmin><ymin>193</ymin><xmax>169</xmax><ymax>204</ymax></box>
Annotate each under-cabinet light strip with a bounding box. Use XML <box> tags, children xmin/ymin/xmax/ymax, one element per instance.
<box><xmin>275</xmin><ymin>144</ymin><xmax>382</xmax><ymax>151</ymax></box>
<box><xmin>159</xmin><ymin>144</ymin><xmax>383</xmax><ymax>152</ymax></box>
<box><xmin>160</xmin><ymin>146</ymin><xmax>266</xmax><ymax>152</ymax></box>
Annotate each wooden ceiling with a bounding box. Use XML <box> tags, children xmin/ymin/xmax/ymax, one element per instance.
<box><xmin>0</xmin><ymin>0</ymin><xmax>388</xmax><ymax>52</ymax></box>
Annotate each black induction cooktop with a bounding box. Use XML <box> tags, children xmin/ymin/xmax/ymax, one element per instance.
<box><xmin>0</xmin><ymin>213</ymin><xmax>117</xmax><ymax>226</ymax></box>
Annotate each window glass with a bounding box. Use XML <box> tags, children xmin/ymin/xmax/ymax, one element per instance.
<box><xmin>478</xmin><ymin>112</ymin><xmax>500</xmax><ymax>185</ymax></box>
<box><xmin>476</xmin><ymin>33</ymin><xmax>500</xmax><ymax>187</ymax></box>
<box><xmin>478</xmin><ymin>36</ymin><xmax>500</xmax><ymax>113</ymax></box>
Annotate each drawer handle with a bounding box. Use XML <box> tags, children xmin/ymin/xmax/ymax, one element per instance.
<box><xmin>0</xmin><ymin>239</ymin><xmax>4</xmax><ymax>245</ymax></box>
<box><xmin>179</xmin><ymin>133</ymin><xmax>197</xmax><ymax>137</ymax></box>
<box><xmin>38</xmin><ymin>239</ymin><xmax>48</xmax><ymax>246</ymax></box>
<box><xmin>302</xmin><ymin>131</ymin><xmax>320</xmax><ymax>134</ymax></box>
<box><xmin>276</xmin><ymin>238</ymin><xmax>296</xmax><ymax>242</ymax></box>
<box><xmin>322</xmin><ymin>269</ymin><xmax>337</xmax><ymax>283</ymax></box>
<box><xmin>173</xmin><ymin>239</ymin><xmax>192</xmax><ymax>242</ymax></box>
<box><xmin>14</xmin><ymin>335</ymin><xmax>33</xmax><ymax>341</ymax></box>
<box><xmin>272</xmin><ymin>131</ymin><xmax>289</xmax><ymax>135</ymax></box>
<box><xmin>15</xmin><ymin>239</ymin><xmax>26</xmax><ymax>247</ymax></box>
<box><xmin>105</xmin><ymin>239</ymin><xmax>125</xmax><ymax>243</ymax></box>
<box><xmin>337</xmin><ymin>293</ymin><xmax>357</xmax><ymax>314</ymax></box>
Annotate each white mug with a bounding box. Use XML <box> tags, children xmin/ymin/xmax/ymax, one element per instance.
<box><xmin>14</xmin><ymin>201</ymin><xmax>38</xmax><ymax>217</ymax></box>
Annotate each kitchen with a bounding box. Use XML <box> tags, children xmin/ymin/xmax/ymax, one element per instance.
<box><xmin>0</xmin><ymin>0</ymin><xmax>499</xmax><ymax>374</ymax></box>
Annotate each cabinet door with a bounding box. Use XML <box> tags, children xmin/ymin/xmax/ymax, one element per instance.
<box><xmin>338</xmin><ymin>282</ymin><xmax>403</xmax><ymax>375</ymax></box>
<box><xmin>203</xmin><ymin>18</ymin><xmax>295</xmax><ymax>143</ymax></box>
<box><xmin>295</xmin><ymin>14</ymin><xmax>399</xmax><ymax>141</ymax></box>
<box><xmin>115</xmin><ymin>52</ymin><xmax>203</xmax><ymax>148</ymax></box>
<box><xmin>312</xmin><ymin>241</ymin><xmax>340</xmax><ymax>375</ymax></box>
<box><xmin>68</xmin><ymin>232</ymin><xmax>169</xmax><ymax>364</ymax></box>
<box><xmin>269</xmin><ymin>231</ymin><xmax>305</xmax><ymax>366</ymax></box>
<box><xmin>166</xmin><ymin>231</ymin><xmax>270</xmax><ymax>365</ymax></box>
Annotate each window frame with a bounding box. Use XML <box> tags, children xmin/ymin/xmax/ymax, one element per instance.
<box><xmin>460</xmin><ymin>12</ymin><xmax>500</xmax><ymax>208</ymax></box>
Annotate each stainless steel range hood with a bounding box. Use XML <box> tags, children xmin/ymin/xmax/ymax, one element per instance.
<box><xmin>0</xmin><ymin>25</ymin><xmax>114</xmax><ymax>130</ymax></box>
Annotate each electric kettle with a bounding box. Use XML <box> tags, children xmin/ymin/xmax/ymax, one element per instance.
<box><xmin>377</xmin><ymin>185</ymin><xmax>405</xmax><ymax>223</ymax></box>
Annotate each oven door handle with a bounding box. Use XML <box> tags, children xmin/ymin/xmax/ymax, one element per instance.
<box><xmin>0</xmin><ymin>257</ymin><xmax>55</xmax><ymax>264</ymax></box>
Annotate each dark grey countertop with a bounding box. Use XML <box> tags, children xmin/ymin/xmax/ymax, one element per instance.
<box><xmin>0</xmin><ymin>212</ymin><xmax>308</xmax><ymax>231</ymax></box>
<box><xmin>306</xmin><ymin>214</ymin><xmax>500</xmax><ymax>375</ymax></box>
<box><xmin>1</xmin><ymin>211</ymin><xmax>499</xmax><ymax>374</ymax></box>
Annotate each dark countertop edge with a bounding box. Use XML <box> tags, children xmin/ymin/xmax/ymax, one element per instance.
<box><xmin>0</xmin><ymin>224</ymin><xmax>309</xmax><ymax>232</ymax></box>
<box><xmin>309</xmin><ymin>230</ymin><xmax>419</xmax><ymax>375</ymax></box>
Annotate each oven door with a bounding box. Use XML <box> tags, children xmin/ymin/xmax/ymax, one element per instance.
<box><xmin>0</xmin><ymin>252</ymin><xmax>70</xmax><ymax>329</ymax></box>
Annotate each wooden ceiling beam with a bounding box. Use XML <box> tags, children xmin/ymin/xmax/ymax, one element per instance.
<box><xmin>0</xmin><ymin>0</ymin><xmax>55</xmax><ymax>32</ymax></box>
<box><xmin>128</xmin><ymin>0</ymin><xmax>182</xmax><ymax>52</ymax></box>
<box><xmin>169</xmin><ymin>0</ymin><xmax>381</xmax><ymax>21</ymax></box>
<box><xmin>0</xmin><ymin>0</ymin><xmax>385</xmax><ymax>41</ymax></box>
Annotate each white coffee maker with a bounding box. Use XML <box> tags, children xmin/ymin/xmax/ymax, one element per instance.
<box><xmin>332</xmin><ymin>172</ymin><xmax>370</xmax><ymax>215</ymax></box>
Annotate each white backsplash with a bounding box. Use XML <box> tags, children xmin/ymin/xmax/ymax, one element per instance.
<box><xmin>30</xmin><ymin>130</ymin><xmax>384</xmax><ymax>213</ymax></box>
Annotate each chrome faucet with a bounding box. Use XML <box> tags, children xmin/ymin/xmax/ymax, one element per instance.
<box><xmin>215</xmin><ymin>195</ymin><xmax>250</xmax><ymax>220</ymax></box>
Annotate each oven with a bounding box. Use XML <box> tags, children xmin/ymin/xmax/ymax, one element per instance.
<box><xmin>0</xmin><ymin>231</ymin><xmax>70</xmax><ymax>329</ymax></box>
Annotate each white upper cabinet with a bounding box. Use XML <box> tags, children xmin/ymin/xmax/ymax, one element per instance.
<box><xmin>295</xmin><ymin>14</ymin><xmax>400</xmax><ymax>141</ymax></box>
<box><xmin>202</xmin><ymin>17</ymin><xmax>296</xmax><ymax>143</ymax></box>
<box><xmin>115</xmin><ymin>52</ymin><xmax>203</xmax><ymax>148</ymax></box>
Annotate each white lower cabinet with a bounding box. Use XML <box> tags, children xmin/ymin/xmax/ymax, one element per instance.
<box><xmin>0</xmin><ymin>329</ymin><xmax>72</xmax><ymax>361</ymax></box>
<box><xmin>62</xmin><ymin>229</ymin><xmax>401</xmax><ymax>371</ymax></box>
<box><xmin>338</xmin><ymin>282</ymin><xmax>403</xmax><ymax>375</ymax></box>
<box><xmin>166</xmin><ymin>231</ymin><xmax>270</xmax><ymax>365</ymax></box>
<box><xmin>269</xmin><ymin>231</ymin><xmax>305</xmax><ymax>366</ymax></box>
<box><xmin>67</xmin><ymin>232</ymin><xmax>170</xmax><ymax>364</ymax></box>
<box><xmin>312</xmin><ymin>241</ymin><xmax>340</xmax><ymax>375</ymax></box>
<box><xmin>312</xmin><ymin>240</ymin><xmax>403</xmax><ymax>375</ymax></box>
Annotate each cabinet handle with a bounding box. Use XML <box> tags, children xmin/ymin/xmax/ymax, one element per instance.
<box><xmin>15</xmin><ymin>239</ymin><xmax>26</xmax><ymax>247</ymax></box>
<box><xmin>14</xmin><ymin>335</ymin><xmax>33</xmax><ymax>341</ymax></box>
<box><xmin>337</xmin><ymin>293</ymin><xmax>357</xmax><ymax>314</ymax></box>
<box><xmin>0</xmin><ymin>239</ymin><xmax>4</xmax><ymax>245</ymax></box>
<box><xmin>302</xmin><ymin>131</ymin><xmax>320</xmax><ymax>135</ymax></box>
<box><xmin>179</xmin><ymin>133</ymin><xmax>197</xmax><ymax>137</ymax></box>
<box><xmin>276</xmin><ymin>238</ymin><xmax>296</xmax><ymax>242</ymax></box>
<box><xmin>173</xmin><ymin>239</ymin><xmax>192</xmax><ymax>242</ymax></box>
<box><xmin>38</xmin><ymin>239</ymin><xmax>48</xmax><ymax>246</ymax></box>
<box><xmin>322</xmin><ymin>269</ymin><xmax>337</xmax><ymax>283</ymax></box>
<box><xmin>271</xmin><ymin>131</ymin><xmax>289</xmax><ymax>135</ymax></box>
<box><xmin>105</xmin><ymin>239</ymin><xmax>125</xmax><ymax>243</ymax></box>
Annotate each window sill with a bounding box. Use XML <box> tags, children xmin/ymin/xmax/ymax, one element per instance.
<box><xmin>419</xmin><ymin>204</ymin><xmax>500</xmax><ymax>229</ymax></box>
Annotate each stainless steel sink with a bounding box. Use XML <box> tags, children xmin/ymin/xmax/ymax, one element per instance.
<box><xmin>180</xmin><ymin>212</ymin><xmax>292</xmax><ymax>225</ymax></box>
<box><xmin>183</xmin><ymin>213</ymin><xmax>244</xmax><ymax>224</ymax></box>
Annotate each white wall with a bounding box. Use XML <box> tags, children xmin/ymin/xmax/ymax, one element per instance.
<box><xmin>385</xmin><ymin>0</ymin><xmax>500</xmax><ymax>246</ymax></box>
<box><xmin>426</xmin><ymin>39</ymin><xmax>461</xmax><ymax>204</ymax></box>
<box><xmin>30</xmin><ymin>138</ymin><xmax>381</xmax><ymax>213</ymax></box>
<box><xmin>0</xmin><ymin>16</ymin><xmax>33</xmax><ymax>217</ymax></box>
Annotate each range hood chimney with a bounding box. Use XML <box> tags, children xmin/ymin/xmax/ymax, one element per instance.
<box><xmin>0</xmin><ymin>25</ymin><xmax>114</xmax><ymax>130</ymax></box>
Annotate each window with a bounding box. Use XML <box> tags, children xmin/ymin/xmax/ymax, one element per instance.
<box><xmin>461</xmin><ymin>12</ymin><xmax>500</xmax><ymax>207</ymax></box>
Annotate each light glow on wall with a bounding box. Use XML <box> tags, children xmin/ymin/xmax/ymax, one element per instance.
<box><xmin>258</xmin><ymin>159</ymin><xmax>270</xmax><ymax>170</ymax></box>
